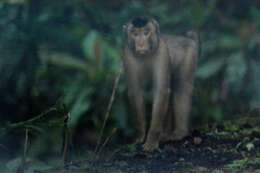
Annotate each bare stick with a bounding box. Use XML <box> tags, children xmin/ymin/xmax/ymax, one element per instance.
<box><xmin>95</xmin><ymin>62</ymin><xmax>123</xmax><ymax>153</ymax></box>
<box><xmin>62</xmin><ymin>112</ymin><xmax>71</xmax><ymax>165</ymax></box>
<box><xmin>9</xmin><ymin>107</ymin><xmax>57</xmax><ymax>129</ymax></box>
<box><xmin>16</xmin><ymin>129</ymin><xmax>29</xmax><ymax>173</ymax></box>
<box><xmin>97</xmin><ymin>128</ymin><xmax>117</xmax><ymax>156</ymax></box>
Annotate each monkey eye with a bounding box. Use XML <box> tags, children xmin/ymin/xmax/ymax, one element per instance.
<box><xmin>144</xmin><ymin>31</ymin><xmax>150</xmax><ymax>36</ymax></box>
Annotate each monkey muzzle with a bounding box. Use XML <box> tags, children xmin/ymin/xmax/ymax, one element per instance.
<box><xmin>137</xmin><ymin>50</ymin><xmax>146</xmax><ymax>55</ymax></box>
<box><xmin>136</xmin><ymin>46</ymin><xmax>149</xmax><ymax>55</ymax></box>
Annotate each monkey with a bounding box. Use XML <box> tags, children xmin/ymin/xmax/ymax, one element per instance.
<box><xmin>122</xmin><ymin>16</ymin><xmax>199</xmax><ymax>151</ymax></box>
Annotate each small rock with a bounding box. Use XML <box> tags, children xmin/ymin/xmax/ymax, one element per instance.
<box><xmin>194</xmin><ymin>137</ymin><xmax>202</xmax><ymax>145</ymax></box>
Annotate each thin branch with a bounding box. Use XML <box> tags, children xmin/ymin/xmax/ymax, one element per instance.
<box><xmin>16</xmin><ymin>129</ymin><xmax>29</xmax><ymax>173</ymax></box>
<box><xmin>96</xmin><ymin>128</ymin><xmax>117</xmax><ymax>157</ymax></box>
<box><xmin>95</xmin><ymin>63</ymin><xmax>123</xmax><ymax>153</ymax></box>
<box><xmin>8</xmin><ymin>107</ymin><xmax>57</xmax><ymax>129</ymax></box>
<box><xmin>62</xmin><ymin>112</ymin><xmax>71</xmax><ymax>165</ymax></box>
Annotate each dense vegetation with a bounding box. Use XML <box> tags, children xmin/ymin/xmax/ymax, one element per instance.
<box><xmin>0</xmin><ymin>0</ymin><xmax>260</xmax><ymax>172</ymax></box>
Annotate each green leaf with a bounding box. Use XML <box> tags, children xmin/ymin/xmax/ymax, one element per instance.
<box><xmin>6</xmin><ymin>157</ymin><xmax>22</xmax><ymax>172</ymax></box>
<box><xmin>196</xmin><ymin>57</ymin><xmax>226</xmax><ymax>79</ymax></box>
<box><xmin>226</xmin><ymin>52</ymin><xmax>246</xmax><ymax>83</ymax></box>
<box><xmin>40</xmin><ymin>51</ymin><xmax>87</xmax><ymax>71</ymax></box>
<box><xmin>68</xmin><ymin>90</ymin><xmax>91</xmax><ymax>128</ymax></box>
<box><xmin>102</xmin><ymin>41</ymin><xmax>121</xmax><ymax>72</ymax></box>
<box><xmin>190</xmin><ymin>0</ymin><xmax>215</xmax><ymax>27</ymax></box>
<box><xmin>225</xmin><ymin>52</ymin><xmax>247</xmax><ymax>93</ymax></box>
<box><xmin>218</xmin><ymin>36</ymin><xmax>242</xmax><ymax>50</ymax></box>
<box><xmin>246</xmin><ymin>143</ymin><xmax>254</xmax><ymax>151</ymax></box>
<box><xmin>82</xmin><ymin>31</ymin><xmax>100</xmax><ymax>60</ymax></box>
<box><xmin>250</xmin><ymin>7</ymin><xmax>260</xmax><ymax>27</ymax></box>
<box><xmin>249</xmin><ymin>60</ymin><xmax>260</xmax><ymax>109</ymax></box>
<box><xmin>0</xmin><ymin>2</ymin><xmax>4</xmax><ymax>9</ymax></box>
<box><xmin>203</xmin><ymin>36</ymin><xmax>242</xmax><ymax>54</ymax></box>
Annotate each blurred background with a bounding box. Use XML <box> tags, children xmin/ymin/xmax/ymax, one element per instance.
<box><xmin>0</xmin><ymin>0</ymin><xmax>260</xmax><ymax>166</ymax></box>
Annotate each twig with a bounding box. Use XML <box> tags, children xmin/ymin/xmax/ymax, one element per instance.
<box><xmin>95</xmin><ymin>62</ymin><xmax>123</xmax><ymax>153</ymax></box>
<box><xmin>96</xmin><ymin>128</ymin><xmax>117</xmax><ymax>157</ymax></box>
<box><xmin>16</xmin><ymin>129</ymin><xmax>29</xmax><ymax>173</ymax></box>
<box><xmin>9</xmin><ymin>107</ymin><xmax>57</xmax><ymax>129</ymax></box>
<box><xmin>62</xmin><ymin>112</ymin><xmax>71</xmax><ymax>165</ymax></box>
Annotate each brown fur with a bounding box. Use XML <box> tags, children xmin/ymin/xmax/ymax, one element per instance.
<box><xmin>123</xmin><ymin>17</ymin><xmax>199</xmax><ymax>151</ymax></box>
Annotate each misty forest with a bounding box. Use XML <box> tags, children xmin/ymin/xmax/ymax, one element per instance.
<box><xmin>0</xmin><ymin>0</ymin><xmax>260</xmax><ymax>172</ymax></box>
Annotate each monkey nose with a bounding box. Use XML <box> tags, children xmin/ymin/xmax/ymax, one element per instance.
<box><xmin>137</xmin><ymin>48</ymin><xmax>145</xmax><ymax>51</ymax></box>
<box><xmin>137</xmin><ymin>46</ymin><xmax>147</xmax><ymax>52</ymax></box>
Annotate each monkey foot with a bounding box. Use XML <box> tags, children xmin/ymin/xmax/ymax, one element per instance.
<box><xmin>159</xmin><ymin>132</ymin><xmax>172</xmax><ymax>143</ymax></box>
<box><xmin>170</xmin><ymin>130</ymin><xmax>188</xmax><ymax>141</ymax></box>
<box><xmin>132</xmin><ymin>136</ymin><xmax>145</xmax><ymax>145</ymax></box>
<box><xmin>142</xmin><ymin>141</ymin><xmax>159</xmax><ymax>151</ymax></box>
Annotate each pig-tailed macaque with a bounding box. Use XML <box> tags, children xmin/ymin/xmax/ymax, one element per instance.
<box><xmin>122</xmin><ymin>16</ymin><xmax>199</xmax><ymax>151</ymax></box>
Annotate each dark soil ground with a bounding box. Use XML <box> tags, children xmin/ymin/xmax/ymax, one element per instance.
<box><xmin>53</xmin><ymin>117</ymin><xmax>260</xmax><ymax>173</ymax></box>
<box><xmin>89</xmin><ymin>127</ymin><xmax>260</xmax><ymax>173</ymax></box>
<box><xmin>3</xmin><ymin>117</ymin><xmax>260</xmax><ymax>173</ymax></box>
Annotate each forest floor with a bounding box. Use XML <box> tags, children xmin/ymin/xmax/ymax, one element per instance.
<box><xmin>85</xmin><ymin>117</ymin><xmax>260</xmax><ymax>173</ymax></box>
<box><xmin>2</xmin><ymin>116</ymin><xmax>260</xmax><ymax>173</ymax></box>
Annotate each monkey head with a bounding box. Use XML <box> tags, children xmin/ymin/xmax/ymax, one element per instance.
<box><xmin>123</xmin><ymin>16</ymin><xmax>160</xmax><ymax>57</ymax></box>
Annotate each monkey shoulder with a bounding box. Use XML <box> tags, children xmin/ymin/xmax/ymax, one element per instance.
<box><xmin>161</xmin><ymin>34</ymin><xmax>196</xmax><ymax>50</ymax></box>
<box><xmin>161</xmin><ymin>34</ymin><xmax>197</xmax><ymax>69</ymax></box>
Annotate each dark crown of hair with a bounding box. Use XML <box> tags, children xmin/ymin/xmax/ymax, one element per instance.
<box><xmin>131</xmin><ymin>16</ymin><xmax>150</xmax><ymax>28</ymax></box>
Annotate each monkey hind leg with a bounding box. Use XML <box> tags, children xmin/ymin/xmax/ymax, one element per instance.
<box><xmin>133</xmin><ymin>129</ymin><xmax>146</xmax><ymax>145</ymax></box>
<box><xmin>170</xmin><ymin>89</ymin><xmax>192</xmax><ymax>141</ymax></box>
<box><xmin>160</xmin><ymin>107</ymin><xmax>174</xmax><ymax>143</ymax></box>
<box><xmin>132</xmin><ymin>116</ymin><xmax>146</xmax><ymax>145</ymax></box>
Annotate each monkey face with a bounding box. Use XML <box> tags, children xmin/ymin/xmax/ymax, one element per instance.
<box><xmin>124</xmin><ymin>19</ymin><xmax>160</xmax><ymax>57</ymax></box>
<box><xmin>129</xmin><ymin>27</ymin><xmax>152</xmax><ymax>55</ymax></box>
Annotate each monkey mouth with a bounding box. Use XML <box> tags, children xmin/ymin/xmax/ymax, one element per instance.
<box><xmin>139</xmin><ymin>51</ymin><xmax>146</xmax><ymax>54</ymax></box>
<box><xmin>137</xmin><ymin>50</ymin><xmax>147</xmax><ymax>55</ymax></box>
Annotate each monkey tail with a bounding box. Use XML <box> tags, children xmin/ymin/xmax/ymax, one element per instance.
<box><xmin>186</xmin><ymin>30</ymin><xmax>199</xmax><ymax>44</ymax></box>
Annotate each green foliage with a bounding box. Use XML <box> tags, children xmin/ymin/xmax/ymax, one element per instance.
<box><xmin>196</xmin><ymin>57</ymin><xmax>226</xmax><ymax>79</ymax></box>
<box><xmin>250</xmin><ymin>7</ymin><xmax>260</xmax><ymax>28</ymax></box>
<box><xmin>82</xmin><ymin>31</ymin><xmax>101</xmax><ymax>60</ymax></box>
<box><xmin>227</xmin><ymin>158</ymin><xmax>249</xmax><ymax>170</ymax></box>
<box><xmin>225</xmin><ymin>52</ymin><xmax>247</xmax><ymax>93</ymax></box>
<box><xmin>0</xmin><ymin>0</ymin><xmax>260</xmax><ymax>160</ymax></box>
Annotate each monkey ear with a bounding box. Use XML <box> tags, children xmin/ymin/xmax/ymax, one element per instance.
<box><xmin>151</xmin><ymin>19</ymin><xmax>160</xmax><ymax>34</ymax></box>
<box><xmin>123</xmin><ymin>24</ymin><xmax>129</xmax><ymax>40</ymax></box>
<box><xmin>123</xmin><ymin>24</ymin><xmax>127</xmax><ymax>32</ymax></box>
<box><xmin>123</xmin><ymin>23</ymin><xmax>130</xmax><ymax>33</ymax></box>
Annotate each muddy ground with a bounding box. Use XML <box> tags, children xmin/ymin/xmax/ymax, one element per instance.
<box><xmin>3</xmin><ymin>117</ymin><xmax>260</xmax><ymax>173</ymax></box>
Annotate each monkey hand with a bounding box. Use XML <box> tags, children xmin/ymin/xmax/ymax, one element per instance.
<box><xmin>142</xmin><ymin>141</ymin><xmax>159</xmax><ymax>151</ymax></box>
